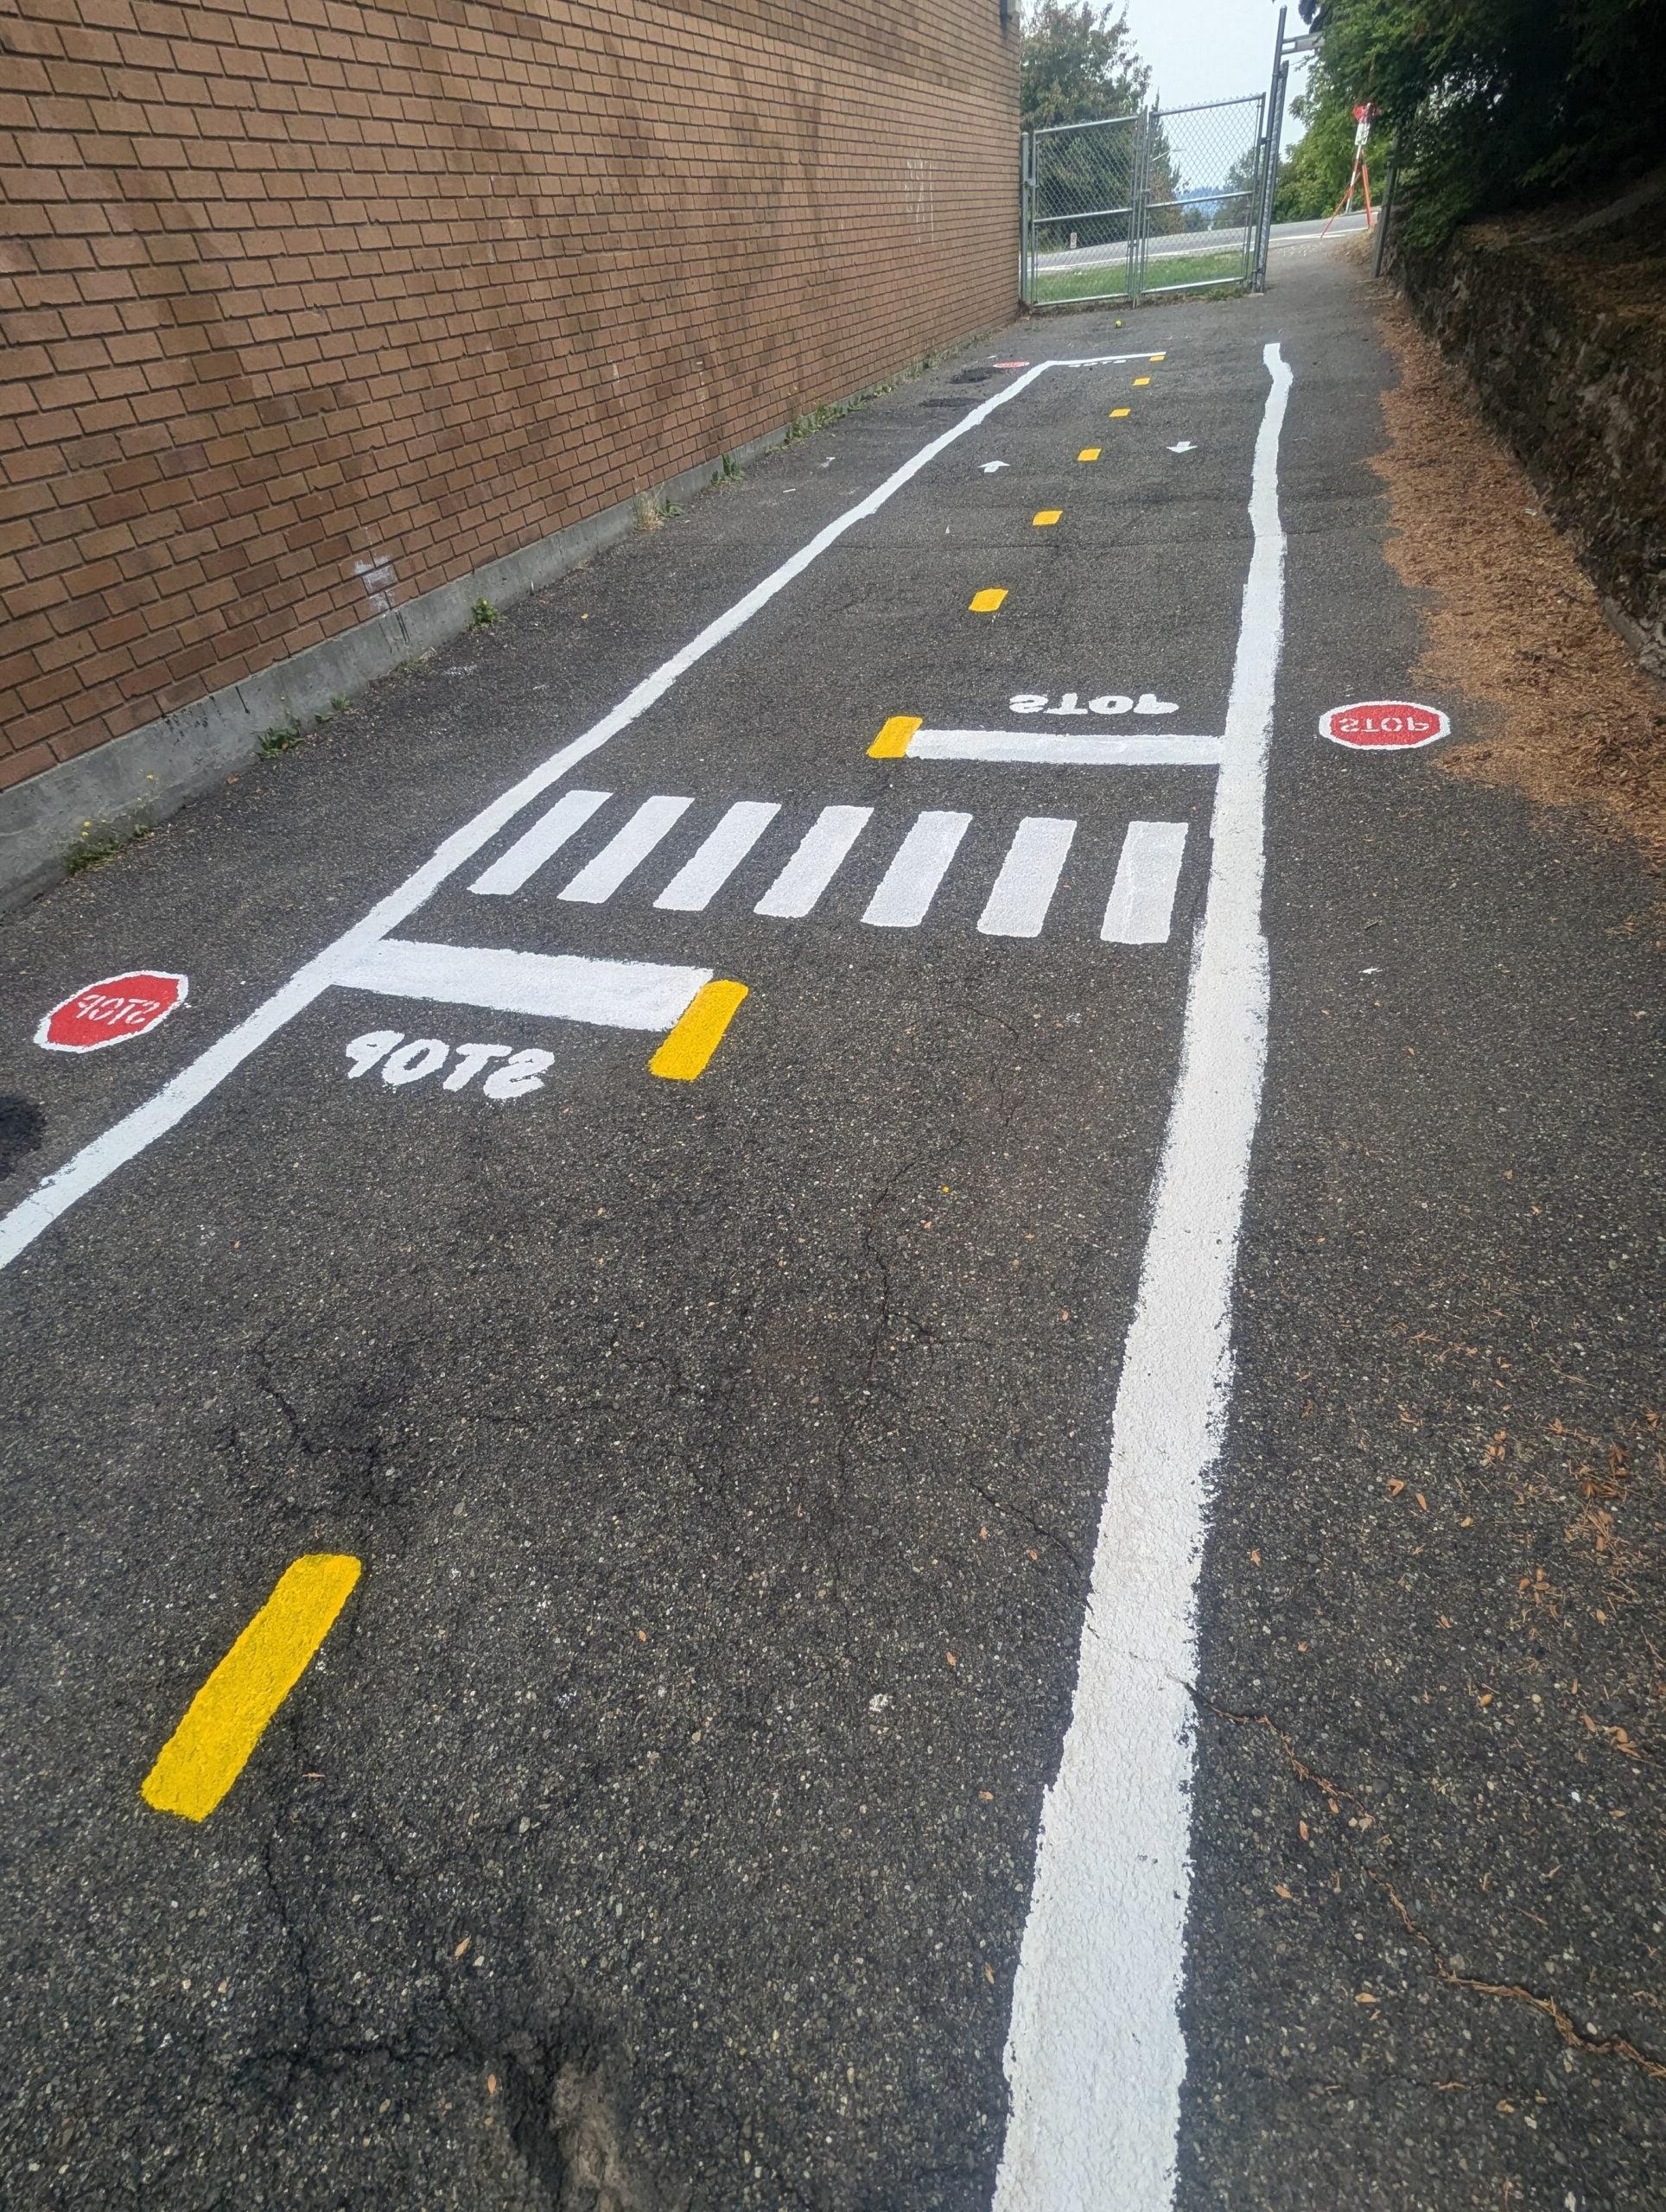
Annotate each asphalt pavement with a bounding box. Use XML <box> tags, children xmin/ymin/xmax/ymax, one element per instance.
<box><xmin>1</xmin><ymin>251</ymin><xmax>1660</xmax><ymax>2209</ymax></box>
<box><xmin>1037</xmin><ymin>209</ymin><xmax>1370</xmax><ymax>276</ymax></box>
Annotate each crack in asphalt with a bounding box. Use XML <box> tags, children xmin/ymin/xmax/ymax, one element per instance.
<box><xmin>1197</xmin><ymin>1690</ymin><xmax>1666</xmax><ymax>2085</ymax></box>
<box><xmin>957</xmin><ymin>1474</ymin><xmax>1084</xmax><ymax>1574</ymax></box>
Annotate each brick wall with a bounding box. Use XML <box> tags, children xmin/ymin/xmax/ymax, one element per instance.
<box><xmin>0</xmin><ymin>0</ymin><xmax>1018</xmax><ymax>793</ymax></box>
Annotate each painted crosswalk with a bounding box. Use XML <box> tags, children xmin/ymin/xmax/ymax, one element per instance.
<box><xmin>467</xmin><ymin>791</ymin><xmax>1192</xmax><ymax>945</ymax></box>
<box><xmin>753</xmin><ymin>805</ymin><xmax>871</xmax><ymax>920</ymax></box>
<box><xmin>978</xmin><ymin>815</ymin><xmax>1077</xmax><ymax>938</ymax></box>
<box><xmin>862</xmin><ymin>810</ymin><xmax>972</xmax><ymax>929</ymax></box>
<box><xmin>655</xmin><ymin>801</ymin><xmax>781</xmax><ymax>912</ymax></box>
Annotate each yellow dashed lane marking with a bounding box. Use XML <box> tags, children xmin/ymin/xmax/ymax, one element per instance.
<box><xmin>1110</xmin><ymin>407</ymin><xmax>1130</xmax><ymax>419</ymax></box>
<box><xmin>970</xmin><ymin>588</ymin><xmax>1008</xmax><ymax>613</ymax></box>
<box><xmin>1133</xmin><ymin>376</ymin><xmax>1151</xmax><ymax>386</ymax></box>
<box><xmin>650</xmin><ymin>978</ymin><xmax>748</xmax><ymax>1080</ymax></box>
<box><xmin>142</xmin><ymin>1554</ymin><xmax>362</xmax><ymax>1822</ymax></box>
<box><xmin>1077</xmin><ymin>448</ymin><xmax>1101</xmax><ymax>462</ymax></box>
<box><xmin>868</xmin><ymin>715</ymin><xmax>922</xmax><ymax>759</ymax></box>
<box><xmin>1032</xmin><ymin>509</ymin><xmax>1062</xmax><ymax>527</ymax></box>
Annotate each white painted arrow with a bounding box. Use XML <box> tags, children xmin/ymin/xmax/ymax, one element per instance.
<box><xmin>980</xmin><ymin>460</ymin><xmax>1010</xmax><ymax>474</ymax></box>
<box><xmin>1167</xmin><ymin>441</ymin><xmax>1196</xmax><ymax>454</ymax></box>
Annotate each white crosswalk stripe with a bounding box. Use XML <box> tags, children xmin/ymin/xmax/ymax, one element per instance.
<box><xmin>468</xmin><ymin>788</ymin><xmax>611</xmax><ymax>898</ymax></box>
<box><xmin>469</xmin><ymin>791</ymin><xmax>1192</xmax><ymax>944</ymax></box>
<box><xmin>862</xmin><ymin>810</ymin><xmax>972</xmax><ymax>929</ymax></box>
<box><xmin>654</xmin><ymin>800</ymin><xmax>781</xmax><ymax>912</ymax></box>
<box><xmin>977</xmin><ymin>816</ymin><xmax>1077</xmax><ymax>938</ymax></box>
<box><xmin>1101</xmin><ymin>820</ymin><xmax>1188</xmax><ymax>943</ymax></box>
<box><xmin>559</xmin><ymin>794</ymin><xmax>693</xmax><ymax>904</ymax></box>
<box><xmin>754</xmin><ymin>805</ymin><xmax>873</xmax><ymax>918</ymax></box>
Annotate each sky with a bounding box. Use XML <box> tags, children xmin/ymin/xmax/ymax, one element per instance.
<box><xmin>1116</xmin><ymin>0</ymin><xmax>1314</xmax><ymax>149</ymax></box>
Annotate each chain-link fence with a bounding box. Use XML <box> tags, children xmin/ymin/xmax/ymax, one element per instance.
<box><xmin>1022</xmin><ymin>94</ymin><xmax>1269</xmax><ymax>308</ymax></box>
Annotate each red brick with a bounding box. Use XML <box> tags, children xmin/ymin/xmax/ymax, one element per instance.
<box><xmin>0</xmin><ymin>0</ymin><xmax>1017</xmax><ymax>779</ymax></box>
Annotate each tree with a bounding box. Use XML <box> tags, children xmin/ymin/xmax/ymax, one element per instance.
<box><xmin>1020</xmin><ymin>0</ymin><xmax>1149</xmax><ymax>133</ymax></box>
<box><xmin>1272</xmin><ymin>75</ymin><xmax>1386</xmax><ymax>225</ymax></box>
<box><xmin>1293</xmin><ymin>0</ymin><xmax>1666</xmax><ymax>243</ymax></box>
<box><xmin>1215</xmin><ymin>141</ymin><xmax>1265</xmax><ymax>229</ymax></box>
<box><xmin>1021</xmin><ymin>3</ymin><xmax>1153</xmax><ymax>253</ymax></box>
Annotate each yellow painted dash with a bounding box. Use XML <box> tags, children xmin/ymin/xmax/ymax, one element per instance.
<box><xmin>1032</xmin><ymin>509</ymin><xmax>1062</xmax><ymax>527</ymax></box>
<box><xmin>650</xmin><ymin>978</ymin><xmax>748</xmax><ymax>1081</ymax></box>
<box><xmin>1110</xmin><ymin>407</ymin><xmax>1130</xmax><ymax>419</ymax></box>
<box><xmin>1150</xmin><ymin>352</ymin><xmax>1167</xmax><ymax>360</ymax></box>
<box><xmin>1133</xmin><ymin>376</ymin><xmax>1151</xmax><ymax>386</ymax></box>
<box><xmin>868</xmin><ymin>715</ymin><xmax>921</xmax><ymax>759</ymax></box>
<box><xmin>142</xmin><ymin>1554</ymin><xmax>361</xmax><ymax>1822</ymax></box>
<box><xmin>1077</xmin><ymin>448</ymin><xmax>1101</xmax><ymax>462</ymax></box>
<box><xmin>969</xmin><ymin>588</ymin><xmax>1008</xmax><ymax>613</ymax></box>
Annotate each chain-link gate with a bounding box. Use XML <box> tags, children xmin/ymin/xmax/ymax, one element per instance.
<box><xmin>1022</xmin><ymin>93</ymin><xmax>1269</xmax><ymax>308</ymax></box>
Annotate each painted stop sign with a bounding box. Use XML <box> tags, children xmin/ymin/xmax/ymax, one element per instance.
<box><xmin>35</xmin><ymin>970</ymin><xmax>188</xmax><ymax>1053</ymax></box>
<box><xmin>1319</xmin><ymin>699</ymin><xmax>1449</xmax><ymax>750</ymax></box>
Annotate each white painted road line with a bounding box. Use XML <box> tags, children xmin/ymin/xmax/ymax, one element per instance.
<box><xmin>754</xmin><ymin>805</ymin><xmax>873</xmax><ymax>919</ymax></box>
<box><xmin>559</xmin><ymin>794</ymin><xmax>692</xmax><ymax>903</ymax></box>
<box><xmin>1100</xmin><ymin>820</ymin><xmax>1188</xmax><ymax>944</ymax></box>
<box><xmin>907</xmin><ymin>731</ymin><xmax>1223</xmax><ymax>766</ymax></box>
<box><xmin>4</xmin><ymin>353</ymin><xmax>1129</xmax><ymax>1271</ymax></box>
<box><xmin>862</xmin><ymin>810</ymin><xmax>972</xmax><ymax>928</ymax></box>
<box><xmin>467</xmin><ymin>787</ymin><xmax>611</xmax><ymax>897</ymax></box>
<box><xmin>995</xmin><ymin>343</ymin><xmax>1293</xmax><ymax>2211</ymax></box>
<box><xmin>335</xmin><ymin>938</ymin><xmax>711</xmax><ymax>1032</ymax></box>
<box><xmin>977</xmin><ymin>816</ymin><xmax>1077</xmax><ymax>938</ymax></box>
<box><xmin>654</xmin><ymin>800</ymin><xmax>781</xmax><ymax>912</ymax></box>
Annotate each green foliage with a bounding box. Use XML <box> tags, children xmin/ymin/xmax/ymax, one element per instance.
<box><xmin>1215</xmin><ymin>141</ymin><xmax>1266</xmax><ymax>229</ymax></box>
<box><xmin>1295</xmin><ymin>0</ymin><xmax>1666</xmax><ymax>242</ymax></box>
<box><xmin>64</xmin><ymin>818</ymin><xmax>150</xmax><ymax>874</ymax></box>
<box><xmin>260</xmin><ymin>716</ymin><xmax>302</xmax><ymax>755</ymax></box>
<box><xmin>1273</xmin><ymin>75</ymin><xmax>1387</xmax><ymax>224</ymax></box>
<box><xmin>1020</xmin><ymin>0</ymin><xmax>1148</xmax><ymax>131</ymax></box>
<box><xmin>1033</xmin><ymin>246</ymin><xmax>1250</xmax><ymax>302</ymax></box>
<box><xmin>469</xmin><ymin>597</ymin><xmax>500</xmax><ymax>627</ymax></box>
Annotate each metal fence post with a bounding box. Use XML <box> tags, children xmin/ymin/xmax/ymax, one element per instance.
<box><xmin>1244</xmin><ymin>90</ymin><xmax>1268</xmax><ymax>288</ymax></box>
<box><xmin>1371</xmin><ymin>146</ymin><xmax>1400</xmax><ymax>278</ymax></box>
<box><xmin>1020</xmin><ymin>130</ymin><xmax>1033</xmax><ymax>305</ymax></box>
<box><xmin>1252</xmin><ymin>7</ymin><xmax>1288</xmax><ymax>292</ymax></box>
<box><xmin>1131</xmin><ymin>104</ymin><xmax>1152</xmax><ymax>304</ymax></box>
<box><xmin>1255</xmin><ymin>60</ymin><xmax>1288</xmax><ymax>291</ymax></box>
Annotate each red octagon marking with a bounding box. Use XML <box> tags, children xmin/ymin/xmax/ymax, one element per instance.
<box><xmin>35</xmin><ymin>970</ymin><xmax>188</xmax><ymax>1053</ymax></box>
<box><xmin>1319</xmin><ymin>699</ymin><xmax>1450</xmax><ymax>752</ymax></box>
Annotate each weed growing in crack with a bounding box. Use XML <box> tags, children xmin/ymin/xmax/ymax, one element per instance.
<box><xmin>260</xmin><ymin>717</ymin><xmax>303</xmax><ymax>756</ymax></box>
<box><xmin>633</xmin><ymin>493</ymin><xmax>683</xmax><ymax>531</ymax></box>
<box><xmin>64</xmin><ymin>817</ymin><xmax>151</xmax><ymax>875</ymax></box>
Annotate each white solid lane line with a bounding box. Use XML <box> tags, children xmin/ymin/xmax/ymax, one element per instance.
<box><xmin>1100</xmin><ymin>820</ymin><xmax>1188</xmax><ymax>944</ymax></box>
<box><xmin>977</xmin><ymin>816</ymin><xmax>1077</xmax><ymax>938</ymax></box>
<box><xmin>754</xmin><ymin>805</ymin><xmax>872</xmax><ymax>919</ymax></box>
<box><xmin>654</xmin><ymin>800</ymin><xmax>781</xmax><ymax>912</ymax></box>
<box><xmin>3</xmin><ymin>352</ymin><xmax>1128</xmax><ymax>1272</ymax></box>
<box><xmin>559</xmin><ymin>793</ymin><xmax>693</xmax><ymax>903</ymax></box>
<box><xmin>909</xmin><ymin>731</ymin><xmax>1222</xmax><ymax>766</ymax></box>
<box><xmin>995</xmin><ymin>342</ymin><xmax>1293</xmax><ymax>2212</ymax></box>
<box><xmin>336</xmin><ymin>939</ymin><xmax>710</xmax><ymax>1031</ymax></box>
<box><xmin>467</xmin><ymin>787</ymin><xmax>613</xmax><ymax>897</ymax></box>
<box><xmin>862</xmin><ymin>810</ymin><xmax>972</xmax><ymax>928</ymax></box>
